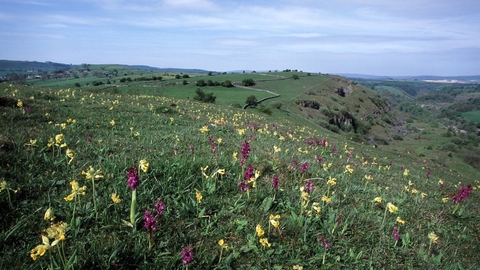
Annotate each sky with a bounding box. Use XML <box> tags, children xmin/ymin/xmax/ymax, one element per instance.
<box><xmin>1</xmin><ymin>0</ymin><xmax>479</xmax><ymax>76</ymax></box>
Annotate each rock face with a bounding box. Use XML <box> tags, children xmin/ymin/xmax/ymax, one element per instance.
<box><xmin>334</xmin><ymin>85</ymin><xmax>353</xmax><ymax>97</ymax></box>
<box><xmin>296</xmin><ymin>100</ymin><xmax>321</xmax><ymax>110</ymax></box>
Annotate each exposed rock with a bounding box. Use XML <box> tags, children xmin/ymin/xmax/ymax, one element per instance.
<box><xmin>296</xmin><ymin>100</ymin><xmax>321</xmax><ymax>110</ymax></box>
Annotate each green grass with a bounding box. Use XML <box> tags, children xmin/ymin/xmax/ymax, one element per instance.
<box><xmin>1</xmin><ymin>83</ymin><xmax>479</xmax><ymax>269</ymax></box>
<box><xmin>462</xmin><ymin>111</ymin><xmax>480</xmax><ymax>124</ymax></box>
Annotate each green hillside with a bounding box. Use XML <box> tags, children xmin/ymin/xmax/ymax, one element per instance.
<box><xmin>1</xmin><ymin>77</ymin><xmax>479</xmax><ymax>268</ymax></box>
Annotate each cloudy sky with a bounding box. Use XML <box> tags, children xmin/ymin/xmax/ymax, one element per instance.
<box><xmin>1</xmin><ymin>0</ymin><xmax>479</xmax><ymax>76</ymax></box>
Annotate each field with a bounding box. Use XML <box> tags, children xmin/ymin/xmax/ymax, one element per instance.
<box><xmin>462</xmin><ymin>111</ymin><xmax>480</xmax><ymax>124</ymax></box>
<box><xmin>1</xmin><ymin>82</ymin><xmax>479</xmax><ymax>269</ymax></box>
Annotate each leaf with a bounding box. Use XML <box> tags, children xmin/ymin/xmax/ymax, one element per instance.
<box><xmin>121</xmin><ymin>220</ymin><xmax>133</xmax><ymax>227</ymax></box>
<box><xmin>198</xmin><ymin>207</ymin><xmax>206</xmax><ymax>217</ymax></box>
<box><xmin>262</xmin><ymin>197</ymin><xmax>273</xmax><ymax>212</ymax></box>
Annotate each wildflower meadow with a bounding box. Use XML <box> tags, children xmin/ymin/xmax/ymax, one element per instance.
<box><xmin>0</xmin><ymin>84</ymin><xmax>479</xmax><ymax>269</ymax></box>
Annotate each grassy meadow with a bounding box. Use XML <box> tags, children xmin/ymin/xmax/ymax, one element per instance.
<box><xmin>1</xmin><ymin>83</ymin><xmax>479</xmax><ymax>269</ymax></box>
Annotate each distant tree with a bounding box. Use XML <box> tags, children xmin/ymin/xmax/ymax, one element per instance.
<box><xmin>242</xmin><ymin>78</ymin><xmax>256</xmax><ymax>87</ymax></box>
<box><xmin>182</xmin><ymin>74</ymin><xmax>190</xmax><ymax>78</ymax></box>
<box><xmin>175</xmin><ymin>74</ymin><xmax>181</xmax><ymax>79</ymax></box>
<box><xmin>208</xmin><ymin>71</ymin><xmax>213</xmax><ymax>76</ymax></box>
<box><xmin>74</xmin><ymin>82</ymin><xmax>81</xmax><ymax>87</ymax></box>
<box><xmin>246</xmin><ymin>95</ymin><xmax>258</xmax><ymax>107</ymax></box>
<box><xmin>222</xmin><ymin>80</ymin><xmax>233</xmax><ymax>87</ymax></box>
<box><xmin>207</xmin><ymin>80</ymin><xmax>214</xmax><ymax>86</ymax></box>
<box><xmin>196</xmin><ymin>79</ymin><xmax>207</xmax><ymax>87</ymax></box>
<box><xmin>193</xmin><ymin>88</ymin><xmax>216</xmax><ymax>103</ymax></box>
<box><xmin>292</xmin><ymin>74</ymin><xmax>299</xmax><ymax>80</ymax></box>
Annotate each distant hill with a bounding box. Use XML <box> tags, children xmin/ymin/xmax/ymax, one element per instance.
<box><xmin>337</xmin><ymin>73</ymin><xmax>480</xmax><ymax>82</ymax></box>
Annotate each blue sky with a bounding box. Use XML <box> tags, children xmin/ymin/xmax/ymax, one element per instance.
<box><xmin>1</xmin><ymin>0</ymin><xmax>479</xmax><ymax>76</ymax></box>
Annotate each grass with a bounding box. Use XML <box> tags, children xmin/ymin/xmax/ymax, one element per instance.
<box><xmin>1</xmin><ymin>83</ymin><xmax>479</xmax><ymax>269</ymax></box>
<box><xmin>462</xmin><ymin>111</ymin><xmax>480</xmax><ymax>124</ymax></box>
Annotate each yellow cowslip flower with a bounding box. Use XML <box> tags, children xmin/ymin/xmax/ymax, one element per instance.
<box><xmin>396</xmin><ymin>216</ymin><xmax>406</xmax><ymax>224</ymax></box>
<box><xmin>373</xmin><ymin>197</ymin><xmax>382</xmax><ymax>203</ymax></box>
<box><xmin>24</xmin><ymin>139</ymin><xmax>38</xmax><ymax>147</ymax></box>
<box><xmin>293</xmin><ymin>265</ymin><xmax>304</xmax><ymax>270</ymax></box>
<box><xmin>312</xmin><ymin>202</ymin><xmax>321</xmax><ymax>214</ymax></box>
<box><xmin>237</xmin><ymin>129</ymin><xmax>245</xmax><ymax>135</ymax></box>
<box><xmin>0</xmin><ymin>179</ymin><xmax>7</xmax><ymax>192</ymax></box>
<box><xmin>110</xmin><ymin>120</ymin><xmax>115</xmax><ymax>126</ymax></box>
<box><xmin>421</xmin><ymin>192</ymin><xmax>428</xmax><ymax>199</ymax></box>
<box><xmin>386</xmin><ymin>202</ymin><xmax>398</xmax><ymax>213</ymax></box>
<box><xmin>64</xmin><ymin>180</ymin><xmax>87</xmax><ymax>201</ymax></box>
<box><xmin>345</xmin><ymin>164</ymin><xmax>354</xmax><ymax>174</ymax></box>
<box><xmin>408</xmin><ymin>180</ymin><xmax>413</xmax><ymax>186</ymax></box>
<box><xmin>201</xmin><ymin>166</ymin><xmax>209</xmax><ymax>178</ymax></box>
<box><xmin>44</xmin><ymin>208</ymin><xmax>55</xmax><ymax>221</ymax></box>
<box><xmin>60</xmin><ymin>142</ymin><xmax>67</xmax><ymax>148</ymax></box>
<box><xmin>195</xmin><ymin>189</ymin><xmax>203</xmax><ymax>204</ymax></box>
<box><xmin>321</xmin><ymin>195</ymin><xmax>331</xmax><ymax>203</ymax></box>
<box><xmin>403</xmin><ymin>169</ymin><xmax>409</xmax><ymax>176</ymax></box>
<box><xmin>404</xmin><ymin>185</ymin><xmax>410</xmax><ymax>192</ymax></box>
<box><xmin>55</xmin><ymin>134</ymin><xmax>63</xmax><ymax>145</ymax></box>
<box><xmin>60</xmin><ymin>123</ymin><xmax>66</xmax><ymax>129</ymax></box>
<box><xmin>300</xmin><ymin>187</ymin><xmax>310</xmax><ymax>202</ymax></box>
<box><xmin>139</xmin><ymin>159</ymin><xmax>149</xmax><ymax>173</ymax></box>
<box><xmin>218</xmin><ymin>239</ymin><xmax>228</xmax><ymax>250</ymax></box>
<box><xmin>256</xmin><ymin>224</ymin><xmax>265</xmax><ymax>237</ymax></box>
<box><xmin>327</xmin><ymin>177</ymin><xmax>337</xmax><ymax>186</ymax></box>
<box><xmin>217</xmin><ymin>138</ymin><xmax>222</xmax><ymax>144</ymax></box>
<box><xmin>30</xmin><ymin>235</ymin><xmax>50</xmax><ymax>261</ymax></box>
<box><xmin>428</xmin><ymin>232</ymin><xmax>439</xmax><ymax>244</ymax></box>
<box><xmin>269</xmin><ymin>214</ymin><xmax>281</xmax><ymax>228</ymax></box>
<box><xmin>133</xmin><ymin>131</ymin><xmax>140</xmax><ymax>137</ymax></box>
<box><xmin>438</xmin><ymin>179</ymin><xmax>444</xmax><ymax>185</ymax></box>
<box><xmin>411</xmin><ymin>189</ymin><xmax>418</xmax><ymax>194</ymax></box>
<box><xmin>259</xmin><ymin>238</ymin><xmax>271</xmax><ymax>247</ymax></box>
<box><xmin>442</xmin><ymin>197</ymin><xmax>449</xmax><ymax>203</ymax></box>
<box><xmin>44</xmin><ymin>222</ymin><xmax>68</xmax><ymax>245</ymax></box>
<box><xmin>64</xmin><ymin>193</ymin><xmax>75</xmax><ymax>201</ymax></box>
<box><xmin>365</xmin><ymin>175</ymin><xmax>373</xmax><ymax>181</ymax></box>
<box><xmin>47</xmin><ymin>138</ymin><xmax>55</xmax><ymax>147</ymax></box>
<box><xmin>82</xmin><ymin>166</ymin><xmax>104</xmax><ymax>180</ymax></box>
<box><xmin>232</xmin><ymin>152</ymin><xmax>238</xmax><ymax>161</ymax></box>
<box><xmin>111</xmin><ymin>193</ymin><xmax>121</xmax><ymax>204</ymax></box>
<box><xmin>279</xmin><ymin>135</ymin><xmax>285</xmax><ymax>141</ymax></box>
<box><xmin>199</xmin><ymin>126</ymin><xmax>209</xmax><ymax>133</ymax></box>
<box><xmin>66</xmin><ymin>149</ymin><xmax>75</xmax><ymax>165</ymax></box>
<box><xmin>273</xmin><ymin>145</ymin><xmax>281</xmax><ymax>153</ymax></box>
<box><xmin>17</xmin><ymin>99</ymin><xmax>23</xmax><ymax>107</ymax></box>
<box><xmin>216</xmin><ymin>169</ymin><xmax>226</xmax><ymax>175</ymax></box>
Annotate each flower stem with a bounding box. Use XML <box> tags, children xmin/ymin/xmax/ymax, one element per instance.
<box><xmin>130</xmin><ymin>189</ymin><xmax>137</xmax><ymax>231</ymax></box>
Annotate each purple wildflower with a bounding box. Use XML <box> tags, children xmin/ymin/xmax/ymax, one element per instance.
<box><xmin>181</xmin><ymin>246</ymin><xmax>194</xmax><ymax>265</ymax></box>
<box><xmin>155</xmin><ymin>201</ymin><xmax>165</xmax><ymax>216</ymax></box>
<box><xmin>292</xmin><ymin>159</ymin><xmax>298</xmax><ymax>170</ymax></box>
<box><xmin>86</xmin><ymin>136</ymin><xmax>92</xmax><ymax>142</ymax></box>
<box><xmin>24</xmin><ymin>106</ymin><xmax>31</xmax><ymax>113</ymax></box>
<box><xmin>316</xmin><ymin>156</ymin><xmax>324</xmax><ymax>163</ymax></box>
<box><xmin>127</xmin><ymin>166</ymin><xmax>141</xmax><ymax>190</ymax></box>
<box><xmin>207</xmin><ymin>136</ymin><xmax>217</xmax><ymax>158</ymax></box>
<box><xmin>426</xmin><ymin>171</ymin><xmax>431</xmax><ymax>179</ymax></box>
<box><xmin>189</xmin><ymin>145</ymin><xmax>194</xmax><ymax>154</ymax></box>
<box><xmin>238</xmin><ymin>181</ymin><xmax>249</xmax><ymax>192</ymax></box>
<box><xmin>143</xmin><ymin>210</ymin><xmax>157</xmax><ymax>233</ymax></box>
<box><xmin>301</xmin><ymin>162</ymin><xmax>309</xmax><ymax>173</ymax></box>
<box><xmin>336</xmin><ymin>213</ymin><xmax>343</xmax><ymax>225</ymax></box>
<box><xmin>272</xmin><ymin>175</ymin><xmax>279</xmax><ymax>190</ymax></box>
<box><xmin>244</xmin><ymin>164</ymin><xmax>254</xmax><ymax>181</ymax></box>
<box><xmin>305</xmin><ymin>180</ymin><xmax>313</xmax><ymax>193</ymax></box>
<box><xmin>317</xmin><ymin>235</ymin><xmax>330</xmax><ymax>249</ymax></box>
<box><xmin>240</xmin><ymin>140</ymin><xmax>250</xmax><ymax>167</ymax></box>
<box><xmin>452</xmin><ymin>184</ymin><xmax>473</xmax><ymax>204</ymax></box>
<box><xmin>392</xmin><ymin>227</ymin><xmax>400</xmax><ymax>241</ymax></box>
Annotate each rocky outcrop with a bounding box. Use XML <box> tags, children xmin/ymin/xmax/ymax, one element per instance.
<box><xmin>296</xmin><ymin>100</ymin><xmax>321</xmax><ymax>110</ymax></box>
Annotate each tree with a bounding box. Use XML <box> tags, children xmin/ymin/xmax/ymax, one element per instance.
<box><xmin>222</xmin><ymin>80</ymin><xmax>233</xmax><ymax>87</ymax></box>
<box><xmin>246</xmin><ymin>95</ymin><xmax>258</xmax><ymax>107</ymax></box>
<box><xmin>196</xmin><ymin>79</ymin><xmax>207</xmax><ymax>87</ymax></box>
<box><xmin>292</xmin><ymin>74</ymin><xmax>299</xmax><ymax>80</ymax></box>
<box><xmin>175</xmin><ymin>74</ymin><xmax>181</xmax><ymax>79</ymax></box>
<box><xmin>242</xmin><ymin>78</ymin><xmax>256</xmax><ymax>87</ymax></box>
<box><xmin>193</xmin><ymin>88</ymin><xmax>216</xmax><ymax>103</ymax></box>
<box><xmin>208</xmin><ymin>71</ymin><xmax>213</xmax><ymax>76</ymax></box>
<box><xmin>182</xmin><ymin>74</ymin><xmax>190</xmax><ymax>78</ymax></box>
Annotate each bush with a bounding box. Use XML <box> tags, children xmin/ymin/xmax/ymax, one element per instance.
<box><xmin>258</xmin><ymin>105</ymin><xmax>272</xmax><ymax>115</ymax></box>
<box><xmin>193</xmin><ymin>88</ymin><xmax>216</xmax><ymax>103</ymax></box>
<box><xmin>242</xmin><ymin>78</ymin><xmax>256</xmax><ymax>86</ymax></box>
<box><xmin>270</xmin><ymin>101</ymin><xmax>283</xmax><ymax>110</ymax></box>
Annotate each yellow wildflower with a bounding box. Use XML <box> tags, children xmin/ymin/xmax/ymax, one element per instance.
<box><xmin>428</xmin><ymin>232</ymin><xmax>439</xmax><ymax>244</ymax></box>
<box><xmin>274</xmin><ymin>145</ymin><xmax>281</xmax><ymax>153</ymax></box>
<box><xmin>256</xmin><ymin>224</ymin><xmax>265</xmax><ymax>237</ymax></box>
<box><xmin>321</xmin><ymin>195</ymin><xmax>331</xmax><ymax>203</ymax></box>
<box><xmin>44</xmin><ymin>208</ymin><xmax>55</xmax><ymax>221</ymax></box>
<box><xmin>396</xmin><ymin>216</ymin><xmax>406</xmax><ymax>224</ymax></box>
<box><xmin>312</xmin><ymin>202</ymin><xmax>321</xmax><ymax>214</ymax></box>
<box><xmin>55</xmin><ymin>134</ymin><xmax>63</xmax><ymax>145</ymax></box>
<box><xmin>421</xmin><ymin>192</ymin><xmax>428</xmax><ymax>199</ymax></box>
<box><xmin>232</xmin><ymin>151</ymin><xmax>238</xmax><ymax>161</ymax></box>
<box><xmin>82</xmin><ymin>166</ymin><xmax>104</xmax><ymax>180</ymax></box>
<box><xmin>293</xmin><ymin>265</ymin><xmax>304</xmax><ymax>270</ymax></box>
<box><xmin>269</xmin><ymin>214</ymin><xmax>281</xmax><ymax>228</ymax></box>
<box><xmin>199</xmin><ymin>126</ymin><xmax>209</xmax><ymax>133</ymax></box>
<box><xmin>442</xmin><ymin>197</ymin><xmax>449</xmax><ymax>203</ymax></box>
<box><xmin>327</xmin><ymin>177</ymin><xmax>337</xmax><ymax>186</ymax></box>
<box><xmin>110</xmin><ymin>120</ymin><xmax>115</xmax><ymax>126</ymax></box>
<box><xmin>66</xmin><ymin>149</ymin><xmax>75</xmax><ymax>165</ymax></box>
<box><xmin>218</xmin><ymin>239</ymin><xmax>228</xmax><ymax>250</ymax></box>
<box><xmin>195</xmin><ymin>189</ymin><xmax>203</xmax><ymax>204</ymax></box>
<box><xmin>259</xmin><ymin>238</ymin><xmax>271</xmax><ymax>247</ymax></box>
<box><xmin>111</xmin><ymin>193</ymin><xmax>121</xmax><ymax>203</ymax></box>
<box><xmin>30</xmin><ymin>235</ymin><xmax>50</xmax><ymax>261</ymax></box>
<box><xmin>411</xmin><ymin>188</ymin><xmax>418</xmax><ymax>194</ymax></box>
<box><xmin>403</xmin><ymin>169</ymin><xmax>409</xmax><ymax>176</ymax></box>
<box><xmin>139</xmin><ymin>159</ymin><xmax>149</xmax><ymax>173</ymax></box>
<box><xmin>373</xmin><ymin>197</ymin><xmax>382</xmax><ymax>203</ymax></box>
<box><xmin>345</xmin><ymin>164</ymin><xmax>354</xmax><ymax>174</ymax></box>
<box><xmin>24</xmin><ymin>139</ymin><xmax>38</xmax><ymax>147</ymax></box>
<box><xmin>386</xmin><ymin>202</ymin><xmax>398</xmax><ymax>213</ymax></box>
<box><xmin>60</xmin><ymin>123</ymin><xmax>66</xmax><ymax>129</ymax></box>
<box><xmin>44</xmin><ymin>222</ymin><xmax>68</xmax><ymax>245</ymax></box>
<box><xmin>365</xmin><ymin>175</ymin><xmax>373</xmax><ymax>181</ymax></box>
<box><xmin>17</xmin><ymin>99</ymin><xmax>23</xmax><ymax>108</ymax></box>
<box><xmin>237</xmin><ymin>129</ymin><xmax>245</xmax><ymax>135</ymax></box>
